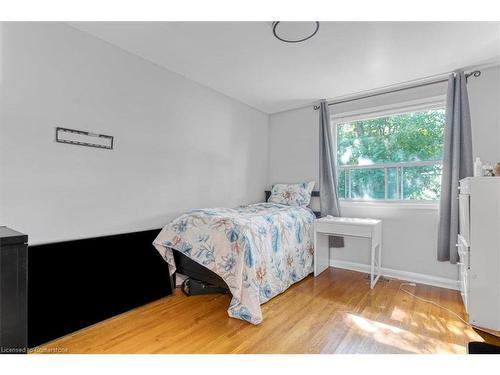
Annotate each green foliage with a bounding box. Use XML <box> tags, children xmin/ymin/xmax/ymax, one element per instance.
<box><xmin>336</xmin><ymin>109</ymin><xmax>445</xmax><ymax>200</ymax></box>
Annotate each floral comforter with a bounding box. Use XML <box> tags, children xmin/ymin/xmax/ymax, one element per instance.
<box><xmin>153</xmin><ymin>202</ymin><xmax>315</xmax><ymax>324</ymax></box>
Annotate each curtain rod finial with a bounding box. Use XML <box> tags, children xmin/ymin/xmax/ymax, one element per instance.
<box><xmin>466</xmin><ymin>70</ymin><xmax>481</xmax><ymax>80</ymax></box>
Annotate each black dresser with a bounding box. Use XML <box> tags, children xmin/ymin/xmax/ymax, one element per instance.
<box><xmin>0</xmin><ymin>227</ymin><xmax>28</xmax><ymax>354</ymax></box>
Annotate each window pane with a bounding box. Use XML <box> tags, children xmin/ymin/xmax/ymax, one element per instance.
<box><xmin>336</xmin><ymin>109</ymin><xmax>445</xmax><ymax>166</ymax></box>
<box><xmin>402</xmin><ymin>165</ymin><xmax>442</xmax><ymax>200</ymax></box>
<box><xmin>350</xmin><ymin>168</ymin><xmax>385</xmax><ymax>200</ymax></box>
<box><xmin>338</xmin><ymin>169</ymin><xmax>346</xmax><ymax>199</ymax></box>
<box><xmin>335</xmin><ymin>107</ymin><xmax>445</xmax><ymax>201</ymax></box>
<box><xmin>386</xmin><ymin>167</ymin><xmax>398</xmax><ymax>200</ymax></box>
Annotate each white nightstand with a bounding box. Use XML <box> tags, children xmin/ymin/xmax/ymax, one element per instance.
<box><xmin>314</xmin><ymin>216</ymin><xmax>383</xmax><ymax>288</ymax></box>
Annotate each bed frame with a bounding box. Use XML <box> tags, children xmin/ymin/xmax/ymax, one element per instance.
<box><xmin>172</xmin><ymin>190</ymin><xmax>321</xmax><ymax>289</ymax></box>
<box><xmin>173</xmin><ymin>250</ymin><xmax>228</xmax><ymax>289</ymax></box>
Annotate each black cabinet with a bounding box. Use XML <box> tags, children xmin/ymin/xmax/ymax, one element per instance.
<box><xmin>0</xmin><ymin>227</ymin><xmax>28</xmax><ymax>354</ymax></box>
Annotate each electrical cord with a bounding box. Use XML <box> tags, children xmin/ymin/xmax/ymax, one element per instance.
<box><xmin>398</xmin><ymin>282</ymin><xmax>470</xmax><ymax>326</ymax></box>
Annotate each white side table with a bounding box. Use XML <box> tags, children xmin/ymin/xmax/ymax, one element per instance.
<box><xmin>314</xmin><ymin>217</ymin><xmax>383</xmax><ymax>289</ymax></box>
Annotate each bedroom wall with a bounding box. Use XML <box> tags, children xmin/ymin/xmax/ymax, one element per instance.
<box><xmin>0</xmin><ymin>22</ymin><xmax>269</xmax><ymax>245</ymax></box>
<box><xmin>468</xmin><ymin>65</ymin><xmax>500</xmax><ymax>164</ymax></box>
<box><xmin>268</xmin><ymin>65</ymin><xmax>500</xmax><ymax>287</ymax></box>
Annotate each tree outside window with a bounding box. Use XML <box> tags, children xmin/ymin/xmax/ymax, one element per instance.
<box><xmin>336</xmin><ymin>108</ymin><xmax>445</xmax><ymax>201</ymax></box>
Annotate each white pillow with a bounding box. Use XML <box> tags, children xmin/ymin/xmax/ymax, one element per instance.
<box><xmin>268</xmin><ymin>181</ymin><xmax>315</xmax><ymax>206</ymax></box>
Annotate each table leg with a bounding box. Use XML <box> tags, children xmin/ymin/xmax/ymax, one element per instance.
<box><xmin>314</xmin><ymin>233</ymin><xmax>330</xmax><ymax>277</ymax></box>
<box><xmin>378</xmin><ymin>242</ymin><xmax>382</xmax><ymax>279</ymax></box>
<box><xmin>370</xmin><ymin>243</ymin><xmax>382</xmax><ymax>289</ymax></box>
<box><xmin>370</xmin><ymin>239</ymin><xmax>375</xmax><ymax>288</ymax></box>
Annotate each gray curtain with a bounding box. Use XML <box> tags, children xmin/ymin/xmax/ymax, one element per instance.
<box><xmin>319</xmin><ymin>100</ymin><xmax>344</xmax><ymax>248</ymax></box>
<box><xmin>437</xmin><ymin>72</ymin><xmax>473</xmax><ymax>263</ymax></box>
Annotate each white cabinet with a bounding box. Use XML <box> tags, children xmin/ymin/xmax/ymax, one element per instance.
<box><xmin>458</xmin><ymin>194</ymin><xmax>470</xmax><ymax>246</ymax></box>
<box><xmin>458</xmin><ymin>177</ymin><xmax>500</xmax><ymax>333</ymax></box>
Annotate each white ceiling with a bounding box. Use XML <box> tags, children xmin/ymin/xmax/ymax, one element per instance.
<box><xmin>68</xmin><ymin>22</ymin><xmax>500</xmax><ymax>114</ymax></box>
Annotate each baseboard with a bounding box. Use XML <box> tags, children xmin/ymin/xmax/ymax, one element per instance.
<box><xmin>329</xmin><ymin>259</ymin><xmax>459</xmax><ymax>290</ymax></box>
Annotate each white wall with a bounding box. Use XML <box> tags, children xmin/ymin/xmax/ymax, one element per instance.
<box><xmin>468</xmin><ymin>66</ymin><xmax>500</xmax><ymax>164</ymax></box>
<box><xmin>268</xmin><ymin>65</ymin><xmax>500</xmax><ymax>285</ymax></box>
<box><xmin>0</xmin><ymin>22</ymin><xmax>269</xmax><ymax>245</ymax></box>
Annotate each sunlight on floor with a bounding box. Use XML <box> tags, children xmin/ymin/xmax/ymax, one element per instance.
<box><xmin>390</xmin><ymin>306</ymin><xmax>408</xmax><ymax>322</ymax></box>
<box><xmin>344</xmin><ymin>313</ymin><xmax>480</xmax><ymax>354</ymax></box>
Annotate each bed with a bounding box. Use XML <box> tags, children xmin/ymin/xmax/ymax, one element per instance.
<box><xmin>153</xmin><ymin>189</ymin><xmax>319</xmax><ymax>324</ymax></box>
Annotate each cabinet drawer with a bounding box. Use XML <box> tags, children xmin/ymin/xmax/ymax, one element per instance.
<box><xmin>315</xmin><ymin>221</ymin><xmax>372</xmax><ymax>237</ymax></box>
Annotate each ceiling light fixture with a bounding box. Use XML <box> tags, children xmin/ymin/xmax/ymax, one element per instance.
<box><xmin>272</xmin><ymin>21</ymin><xmax>320</xmax><ymax>43</ymax></box>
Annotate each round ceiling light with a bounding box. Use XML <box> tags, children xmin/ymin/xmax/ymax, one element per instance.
<box><xmin>272</xmin><ymin>21</ymin><xmax>320</xmax><ymax>43</ymax></box>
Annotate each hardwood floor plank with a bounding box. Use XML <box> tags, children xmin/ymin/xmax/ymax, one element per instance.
<box><xmin>36</xmin><ymin>268</ymin><xmax>500</xmax><ymax>354</ymax></box>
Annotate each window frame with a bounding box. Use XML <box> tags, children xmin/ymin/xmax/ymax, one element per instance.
<box><xmin>332</xmin><ymin>96</ymin><xmax>446</xmax><ymax>206</ymax></box>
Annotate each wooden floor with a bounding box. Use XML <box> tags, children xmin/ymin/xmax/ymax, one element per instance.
<box><xmin>38</xmin><ymin>268</ymin><xmax>500</xmax><ymax>354</ymax></box>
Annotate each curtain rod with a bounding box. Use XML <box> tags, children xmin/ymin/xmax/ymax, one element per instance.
<box><xmin>313</xmin><ymin>70</ymin><xmax>481</xmax><ymax>110</ymax></box>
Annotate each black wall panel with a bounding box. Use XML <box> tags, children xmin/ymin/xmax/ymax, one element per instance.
<box><xmin>28</xmin><ymin>229</ymin><xmax>172</xmax><ymax>347</ymax></box>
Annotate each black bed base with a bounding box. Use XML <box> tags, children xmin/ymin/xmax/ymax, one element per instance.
<box><xmin>173</xmin><ymin>250</ymin><xmax>229</xmax><ymax>290</ymax></box>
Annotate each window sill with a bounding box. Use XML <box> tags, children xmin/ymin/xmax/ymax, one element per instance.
<box><xmin>339</xmin><ymin>200</ymin><xmax>440</xmax><ymax>210</ymax></box>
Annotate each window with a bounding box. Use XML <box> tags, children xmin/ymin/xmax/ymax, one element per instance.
<box><xmin>335</xmin><ymin>105</ymin><xmax>445</xmax><ymax>201</ymax></box>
